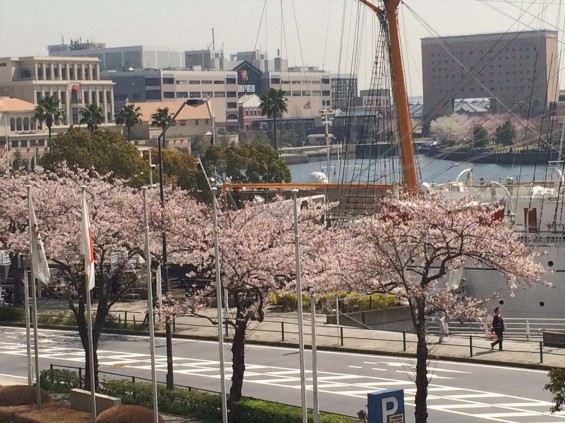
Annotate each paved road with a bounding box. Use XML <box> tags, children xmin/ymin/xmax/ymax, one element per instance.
<box><xmin>0</xmin><ymin>327</ymin><xmax>564</xmax><ymax>423</ymax></box>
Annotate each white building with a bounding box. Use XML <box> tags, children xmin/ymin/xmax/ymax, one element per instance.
<box><xmin>0</xmin><ymin>56</ymin><xmax>115</xmax><ymax>127</ymax></box>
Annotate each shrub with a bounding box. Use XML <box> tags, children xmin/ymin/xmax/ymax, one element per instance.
<box><xmin>0</xmin><ymin>306</ymin><xmax>25</xmax><ymax>322</ymax></box>
<box><xmin>231</xmin><ymin>398</ymin><xmax>356</xmax><ymax>422</ymax></box>
<box><xmin>40</xmin><ymin>369</ymin><xmax>83</xmax><ymax>393</ymax></box>
<box><xmin>44</xmin><ymin>373</ymin><xmax>355</xmax><ymax>422</ymax></box>
<box><xmin>95</xmin><ymin>405</ymin><xmax>165</xmax><ymax>423</ymax></box>
<box><xmin>36</xmin><ymin>311</ymin><xmax>76</xmax><ymax>326</ymax></box>
<box><xmin>271</xmin><ymin>291</ymin><xmax>399</xmax><ymax>313</ymax></box>
<box><xmin>100</xmin><ymin>380</ymin><xmax>221</xmax><ymax>422</ymax></box>
<box><xmin>0</xmin><ymin>385</ymin><xmax>50</xmax><ymax>406</ymax></box>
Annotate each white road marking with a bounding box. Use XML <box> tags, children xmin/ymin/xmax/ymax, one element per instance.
<box><xmin>1</xmin><ymin>327</ymin><xmax>562</xmax><ymax>422</ymax></box>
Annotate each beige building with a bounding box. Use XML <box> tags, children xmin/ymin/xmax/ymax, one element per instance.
<box><xmin>104</xmin><ymin>69</ymin><xmax>237</xmax><ymax>130</ymax></box>
<box><xmin>422</xmin><ymin>30</ymin><xmax>559</xmax><ymax>128</ymax></box>
<box><xmin>128</xmin><ymin>100</ymin><xmax>212</xmax><ymax>152</ymax></box>
<box><xmin>0</xmin><ymin>97</ymin><xmax>49</xmax><ymax>170</ymax></box>
<box><xmin>262</xmin><ymin>67</ymin><xmax>332</xmax><ymax>118</ymax></box>
<box><xmin>0</xmin><ymin>56</ymin><xmax>115</xmax><ymax>129</ymax></box>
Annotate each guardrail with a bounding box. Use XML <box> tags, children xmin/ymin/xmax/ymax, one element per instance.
<box><xmin>427</xmin><ymin>317</ymin><xmax>565</xmax><ymax>340</ymax></box>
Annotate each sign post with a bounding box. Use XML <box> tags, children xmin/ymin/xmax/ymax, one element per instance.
<box><xmin>368</xmin><ymin>389</ymin><xmax>405</xmax><ymax>423</ymax></box>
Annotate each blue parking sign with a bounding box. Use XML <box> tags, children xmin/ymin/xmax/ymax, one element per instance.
<box><xmin>368</xmin><ymin>389</ymin><xmax>405</xmax><ymax>423</ymax></box>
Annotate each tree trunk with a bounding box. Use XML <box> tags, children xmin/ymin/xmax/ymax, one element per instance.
<box><xmin>414</xmin><ymin>298</ymin><xmax>429</xmax><ymax>423</ymax></box>
<box><xmin>229</xmin><ymin>317</ymin><xmax>247</xmax><ymax>403</ymax></box>
<box><xmin>76</xmin><ymin>302</ymin><xmax>101</xmax><ymax>390</ymax></box>
<box><xmin>273</xmin><ymin>114</ymin><xmax>277</xmax><ymax>151</ymax></box>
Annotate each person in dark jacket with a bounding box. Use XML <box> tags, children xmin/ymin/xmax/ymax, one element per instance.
<box><xmin>491</xmin><ymin>307</ymin><xmax>505</xmax><ymax>351</ymax></box>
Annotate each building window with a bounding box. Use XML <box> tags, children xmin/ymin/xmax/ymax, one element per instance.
<box><xmin>189</xmin><ymin>80</ymin><xmax>201</xmax><ymax>84</ymax></box>
<box><xmin>322</xmin><ymin>90</ymin><xmax>330</xmax><ymax>96</ymax></box>
<box><xmin>226</xmin><ymin>78</ymin><xmax>236</xmax><ymax>84</ymax></box>
<box><xmin>190</xmin><ymin>92</ymin><xmax>201</xmax><ymax>98</ymax></box>
<box><xmin>214</xmin><ymin>80</ymin><xmax>224</xmax><ymax>85</ymax></box>
<box><xmin>227</xmin><ymin>102</ymin><xmax>237</xmax><ymax>109</ymax></box>
<box><xmin>177</xmin><ymin>92</ymin><xmax>188</xmax><ymax>98</ymax></box>
<box><xmin>163</xmin><ymin>78</ymin><xmax>175</xmax><ymax>84</ymax></box>
<box><xmin>271</xmin><ymin>78</ymin><xmax>281</xmax><ymax>84</ymax></box>
<box><xmin>214</xmin><ymin>92</ymin><xmax>225</xmax><ymax>97</ymax></box>
<box><xmin>322</xmin><ymin>78</ymin><xmax>330</xmax><ymax>84</ymax></box>
<box><xmin>164</xmin><ymin>92</ymin><xmax>175</xmax><ymax>98</ymax></box>
<box><xmin>10</xmin><ymin>118</ymin><xmax>15</xmax><ymax>131</ymax></box>
<box><xmin>227</xmin><ymin>91</ymin><xmax>237</xmax><ymax>98</ymax></box>
<box><xmin>23</xmin><ymin>117</ymin><xmax>29</xmax><ymax>131</ymax></box>
<box><xmin>145</xmin><ymin>78</ymin><xmax>160</xmax><ymax>86</ymax></box>
<box><xmin>21</xmin><ymin>140</ymin><xmax>28</xmax><ymax>148</ymax></box>
<box><xmin>202</xmin><ymin>80</ymin><xmax>213</xmax><ymax>84</ymax></box>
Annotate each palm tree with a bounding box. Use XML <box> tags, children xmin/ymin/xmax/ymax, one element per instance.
<box><xmin>115</xmin><ymin>104</ymin><xmax>142</xmax><ymax>140</ymax></box>
<box><xmin>80</xmin><ymin>104</ymin><xmax>105</xmax><ymax>133</ymax></box>
<box><xmin>34</xmin><ymin>95</ymin><xmax>65</xmax><ymax>145</ymax></box>
<box><xmin>150</xmin><ymin>107</ymin><xmax>173</xmax><ymax>148</ymax></box>
<box><xmin>259</xmin><ymin>88</ymin><xmax>288</xmax><ymax>150</ymax></box>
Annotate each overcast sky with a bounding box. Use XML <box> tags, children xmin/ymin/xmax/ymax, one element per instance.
<box><xmin>1</xmin><ymin>0</ymin><xmax>563</xmax><ymax>96</ymax></box>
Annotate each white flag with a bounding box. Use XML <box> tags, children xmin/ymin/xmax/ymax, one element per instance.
<box><xmin>29</xmin><ymin>196</ymin><xmax>50</xmax><ymax>284</ymax></box>
<box><xmin>80</xmin><ymin>193</ymin><xmax>95</xmax><ymax>291</ymax></box>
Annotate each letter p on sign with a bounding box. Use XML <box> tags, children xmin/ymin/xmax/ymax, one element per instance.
<box><xmin>367</xmin><ymin>389</ymin><xmax>405</xmax><ymax>423</ymax></box>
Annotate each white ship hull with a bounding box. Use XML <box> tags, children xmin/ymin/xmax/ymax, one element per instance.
<box><xmin>427</xmin><ymin>170</ymin><xmax>565</xmax><ymax>318</ymax></box>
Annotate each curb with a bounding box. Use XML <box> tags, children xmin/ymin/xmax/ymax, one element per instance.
<box><xmin>1</xmin><ymin>321</ymin><xmax>558</xmax><ymax>371</ymax></box>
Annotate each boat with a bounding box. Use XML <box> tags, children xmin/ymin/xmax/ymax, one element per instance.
<box><xmin>222</xmin><ymin>0</ymin><xmax>564</xmax><ymax>318</ymax></box>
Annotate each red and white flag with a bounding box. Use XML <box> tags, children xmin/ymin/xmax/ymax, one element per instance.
<box><xmin>80</xmin><ymin>193</ymin><xmax>95</xmax><ymax>291</ymax></box>
<box><xmin>29</xmin><ymin>195</ymin><xmax>51</xmax><ymax>284</ymax></box>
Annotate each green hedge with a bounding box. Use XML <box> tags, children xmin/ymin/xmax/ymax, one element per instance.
<box><xmin>231</xmin><ymin>398</ymin><xmax>356</xmax><ymax>422</ymax></box>
<box><xmin>271</xmin><ymin>291</ymin><xmax>399</xmax><ymax>313</ymax></box>
<box><xmin>40</xmin><ymin>369</ymin><xmax>83</xmax><ymax>393</ymax></box>
<box><xmin>0</xmin><ymin>307</ymin><xmax>25</xmax><ymax>322</ymax></box>
<box><xmin>42</xmin><ymin>372</ymin><xmax>356</xmax><ymax>422</ymax></box>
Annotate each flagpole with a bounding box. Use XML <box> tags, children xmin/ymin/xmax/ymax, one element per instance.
<box><xmin>24</xmin><ymin>270</ymin><xmax>32</xmax><ymax>386</ymax></box>
<box><xmin>81</xmin><ymin>187</ymin><xmax>97</xmax><ymax>421</ymax></box>
<box><xmin>292</xmin><ymin>189</ymin><xmax>308</xmax><ymax>423</ymax></box>
<box><xmin>26</xmin><ymin>186</ymin><xmax>42</xmax><ymax>410</ymax></box>
<box><xmin>211</xmin><ymin>187</ymin><xmax>228</xmax><ymax>423</ymax></box>
<box><xmin>142</xmin><ymin>187</ymin><xmax>159</xmax><ymax>423</ymax></box>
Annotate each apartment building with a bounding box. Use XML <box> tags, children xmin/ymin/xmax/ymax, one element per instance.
<box><xmin>422</xmin><ymin>30</ymin><xmax>559</xmax><ymax>128</ymax></box>
<box><xmin>0</xmin><ymin>56</ymin><xmax>115</xmax><ymax>127</ymax></box>
<box><xmin>103</xmin><ymin>69</ymin><xmax>238</xmax><ymax>130</ymax></box>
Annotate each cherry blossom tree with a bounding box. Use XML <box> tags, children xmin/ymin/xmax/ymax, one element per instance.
<box><xmin>429</xmin><ymin>114</ymin><xmax>473</xmax><ymax>146</ymax></box>
<box><xmin>0</xmin><ymin>167</ymin><xmax>211</xmax><ymax>389</ymax></box>
<box><xmin>345</xmin><ymin>193</ymin><xmax>547</xmax><ymax>423</ymax></box>
<box><xmin>168</xmin><ymin>196</ymin><xmax>338</xmax><ymax>403</ymax></box>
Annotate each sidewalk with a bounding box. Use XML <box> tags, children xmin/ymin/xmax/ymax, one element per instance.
<box><xmin>31</xmin><ymin>298</ymin><xmax>565</xmax><ymax>370</ymax></box>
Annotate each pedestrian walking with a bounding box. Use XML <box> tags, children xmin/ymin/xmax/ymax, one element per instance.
<box><xmin>438</xmin><ymin>310</ymin><xmax>449</xmax><ymax>344</ymax></box>
<box><xmin>490</xmin><ymin>306</ymin><xmax>505</xmax><ymax>351</ymax></box>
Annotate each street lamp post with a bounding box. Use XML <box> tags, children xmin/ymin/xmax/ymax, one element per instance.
<box><xmin>320</xmin><ymin>108</ymin><xmax>334</xmax><ymax>181</ymax></box>
<box><xmin>156</xmin><ymin>98</ymin><xmax>207</xmax><ymax>389</ymax></box>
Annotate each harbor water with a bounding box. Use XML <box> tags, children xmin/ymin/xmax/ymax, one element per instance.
<box><xmin>287</xmin><ymin>155</ymin><xmax>557</xmax><ymax>185</ymax></box>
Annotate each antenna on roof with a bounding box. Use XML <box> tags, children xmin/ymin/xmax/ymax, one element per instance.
<box><xmin>212</xmin><ymin>28</ymin><xmax>215</xmax><ymax>50</ymax></box>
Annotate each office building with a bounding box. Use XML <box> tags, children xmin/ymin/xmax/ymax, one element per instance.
<box><xmin>421</xmin><ymin>30</ymin><xmax>559</xmax><ymax>128</ymax></box>
<box><xmin>0</xmin><ymin>56</ymin><xmax>115</xmax><ymax>127</ymax></box>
